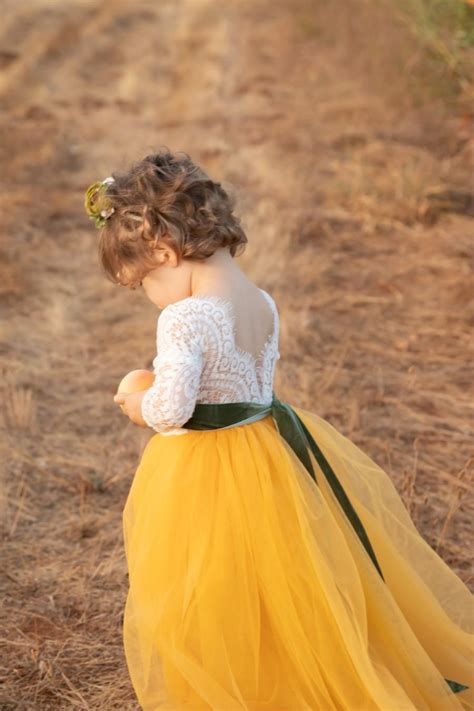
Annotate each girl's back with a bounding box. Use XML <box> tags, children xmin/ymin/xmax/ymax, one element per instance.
<box><xmin>141</xmin><ymin>286</ymin><xmax>281</xmax><ymax>434</ymax></box>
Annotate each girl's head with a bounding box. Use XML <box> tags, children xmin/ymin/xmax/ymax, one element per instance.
<box><xmin>85</xmin><ymin>148</ymin><xmax>247</xmax><ymax>308</ymax></box>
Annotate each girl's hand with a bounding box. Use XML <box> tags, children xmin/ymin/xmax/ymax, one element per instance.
<box><xmin>113</xmin><ymin>390</ymin><xmax>149</xmax><ymax>428</ymax></box>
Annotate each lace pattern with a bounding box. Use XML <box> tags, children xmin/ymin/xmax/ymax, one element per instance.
<box><xmin>141</xmin><ymin>289</ymin><xmax>280</xmax><ymax>435</ymax></box>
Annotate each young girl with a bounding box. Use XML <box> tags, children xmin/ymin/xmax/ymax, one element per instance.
<box><xmin>85</xmin><ymin>149</ymin><xmax>473</xmax><ymax>711</ymax></box>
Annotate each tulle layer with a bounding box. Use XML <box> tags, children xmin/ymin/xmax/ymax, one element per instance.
<box><xmin>122</xmin><ymin>405</ymin><xmax>473</xmax><ymax>710</ymax></box>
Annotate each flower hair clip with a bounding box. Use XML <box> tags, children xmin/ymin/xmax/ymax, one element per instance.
<box><xmin>84</xmin><ymin>175</ymin><xmax>116</xmax><ymax>228</ymax></box>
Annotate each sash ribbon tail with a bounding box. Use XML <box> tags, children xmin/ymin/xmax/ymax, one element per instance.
<box><xmin>270</xmin><ymin>394</ymin><xmax>469</xmax><ymax>695</ymax></box>
<box><xmin>270</xmin><ymin>393</ymin><xmax>386</xmax><ymax>582</ymax></box>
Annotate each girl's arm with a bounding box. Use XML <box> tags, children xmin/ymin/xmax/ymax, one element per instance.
<box><xmin>137</xmin><ymin>302</ymin><xmax>205</xmax><ymax>433</ymax></box>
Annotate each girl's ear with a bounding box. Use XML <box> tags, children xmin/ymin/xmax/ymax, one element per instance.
<box><xmin>155</xmin><ymin>243</ymin><xmax>179</xmax><ymax>267</ymax></box>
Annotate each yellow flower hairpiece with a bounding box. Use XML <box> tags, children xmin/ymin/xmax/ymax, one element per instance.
<box><xmin>84</xmin><ymin>176</ymin><xmax>115</xmax><ymax>228</ymax></box>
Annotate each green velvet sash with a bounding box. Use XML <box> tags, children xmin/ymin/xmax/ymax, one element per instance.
<box><xmin>183</xmin><ymin>390</ymin><xmax>469</xmax><ymax>696</ymax></box>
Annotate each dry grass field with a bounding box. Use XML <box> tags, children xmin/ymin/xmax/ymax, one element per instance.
<box><xmin>1</xmin><ymin>0</ymin><xmax>473</xmax><ymax>707</ymax></box>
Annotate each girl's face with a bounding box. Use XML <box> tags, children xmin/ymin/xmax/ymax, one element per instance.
<box><xmin>139</xmin><ymin>243</ymin><xmax>194</xmax><ymax>310</ymax></box>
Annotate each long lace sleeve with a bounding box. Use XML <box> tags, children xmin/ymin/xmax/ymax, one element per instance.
<box><xmin>141</xmin><ymin>302</ymin><xmax>206</xmax><ymax>433</ymax></box>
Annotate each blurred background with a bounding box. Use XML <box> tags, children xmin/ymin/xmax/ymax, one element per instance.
<box><xmin>1</xmin><ymin>0</ymin><xmax>473</xmax><ymax>706</ymax></box>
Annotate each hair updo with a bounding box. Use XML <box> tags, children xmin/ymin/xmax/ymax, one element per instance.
<box><xmin>96</xmin><ymin>148</ymin><xmax>248</xmax><ymax>288</ymax></box>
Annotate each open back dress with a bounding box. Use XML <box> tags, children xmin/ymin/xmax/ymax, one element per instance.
<box><xmin>122</xmin><ymin>288</ymin><xmax>473</xmax><ymax>711</ymax></box>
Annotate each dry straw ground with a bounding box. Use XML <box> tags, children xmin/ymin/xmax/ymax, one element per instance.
<box><xmin>1</xmin><ymin>0</ymin><xmax>473</xmax><ymax>708</ymax></box>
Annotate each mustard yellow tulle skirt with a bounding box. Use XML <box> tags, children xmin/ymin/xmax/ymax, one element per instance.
<box><xmin>122</xmin><ymin>405</ymin><xmax>474</xmax><ymax>710</ymax></box>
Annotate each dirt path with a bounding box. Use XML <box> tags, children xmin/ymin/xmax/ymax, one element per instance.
<box><xmin>1</xmin><ymin>0</ymin><xmax>472</xmax><ymax>706</ymax></box>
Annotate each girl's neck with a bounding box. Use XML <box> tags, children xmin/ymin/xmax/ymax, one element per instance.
<box><xmin>190</xmin><ymin>247</ymin><xmax>247</xmax><ymax>296</ymax></box>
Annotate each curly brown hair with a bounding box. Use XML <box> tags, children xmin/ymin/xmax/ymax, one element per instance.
<box><xmin>95</xmin><ymin>148</ymin><xmax>248</xmax><ymax>289</ymax></box>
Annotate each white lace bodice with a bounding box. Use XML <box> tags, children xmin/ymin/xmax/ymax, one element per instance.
<box><xmin>141</xmin><ymin>288</ymin><xmax>281</xmax><ymax>435</ymax></box>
